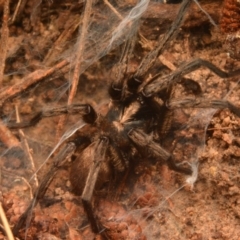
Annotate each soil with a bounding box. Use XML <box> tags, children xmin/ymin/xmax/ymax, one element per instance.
<box><xmin>0</xmin><ymin>0</ymin><xmax>240</xmax><ymax>240</ymax></box>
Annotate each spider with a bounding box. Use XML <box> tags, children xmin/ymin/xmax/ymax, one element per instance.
<box><xmin>4</xmin><ymin>0</ymin><xmax>240</xmax><ymax>238</ymax></box>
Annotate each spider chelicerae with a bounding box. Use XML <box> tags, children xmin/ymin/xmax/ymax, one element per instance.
<box><xmin>4</xmin><ymin>0</ymin><xmax>240</xmax><ymax>238</ymax></box>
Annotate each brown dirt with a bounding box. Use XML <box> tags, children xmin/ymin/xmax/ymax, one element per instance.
<box><xmin>0</xmin><ymin>0</ymin><xmax>240</xmax><ymax>240</ymax></box>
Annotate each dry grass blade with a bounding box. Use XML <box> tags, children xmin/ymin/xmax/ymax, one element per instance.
<box><xmin>15</xmin><ymin>106</ymin><xmax>38</xmax><ymax>188</ymax></box>
<box><xmin>0</xmin><ymin>202</ymin><xmax>15</xmax><ymax>240</ymax></box>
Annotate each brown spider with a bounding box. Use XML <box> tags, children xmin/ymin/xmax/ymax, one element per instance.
<box><xmin>2</xmin><ymin>0</ymin><xmax>240</xmax><ymax>238</ymax></box>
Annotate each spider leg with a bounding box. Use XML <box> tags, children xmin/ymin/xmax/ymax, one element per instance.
<box><xmin>128</xmin><ymin>0</ymin><xmax>192</xmax><ymax>88</ymax></box>
<box><xmin>109</xmin><ymin>0</ymin><xmax>192</xmax><ymax>102</ymax></box>
<box><xmin>142</xmin><ymin>58</ymin><xmax>240</xmax><ymax>97</ymax></box>
<box><xmin>107</xmin><ymin>142</ymin><xmax>130</xmax><ymax>199</ymax></box>
<box><xmin>6</xmin><ymin>103</ymin><xmax>97</xmax><ymax>129</ymax></box>
<box><xmin>167</xmin><ymin>97</ymin><xmax>240</xmax><ymax>117</ymax></box>
<box><xmin>128</xmin><ymin>128</ymin><xmax>192</xmax><ymax>175</ymax></box>
<box><xmin>13</xmin><ymin>142</ymin><xmax>76</xmax><ymax>235</ymax></box>
<box><xmin>108</xmin><ymin>39</ymin><xmax>135</xmax><ymax>102</ymax></box>
<box><xmin>108</xmin><ymin>141</ymin><xmax>129</xmax><ymax>172</ymax></box>
<box><xmin>81</xmin><ymin>136</ymin><xmax>109</xmax><ymax>233</ymax></box>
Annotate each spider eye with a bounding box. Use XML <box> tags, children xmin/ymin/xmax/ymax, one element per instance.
<box><xmin>137</xmin><ymin>94</ymin><xmax>145</xmax><ymax>105</ymax></box>
<box><xmin>100</xmin><ymin>136</ymin><xmax>109</xmax><ymax>144</ymax></box>
<box><xmin>82</xmin><ymin>105</ymin><xmax>97</xmax><ymax>124</ymax></box>
<box><xmin>108</xmin><ymin>83</ymin><xmax>122</xmax><ymax>101</ymax></box>
<box><xmin>164</xmin><ymin>0</ymin><xmax>182</xmax><ymax>3</ymax></box>
<box><xmin>127</xmin><ymin>76</ymin><xmax>143</xmax><ymax>92</ymax></box>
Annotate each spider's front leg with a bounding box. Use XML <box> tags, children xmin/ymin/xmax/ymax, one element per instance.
<box><xmin>128</xmin><ymin>128</ymin><xmax>193</xmax><ymax>175</ymax></box>
<box><xmin>142</xmin><ymin>58</ymin><xmax>240</xmax><ymax>97</ymax></box>
<box><xmin>6</xmin><ymin>103</ymin><xmax>97</xmax><ymax>129</ymax></box>
<box><xmin>141</xmin><ymin>58</ymin><xmax>240</xmax><ymax>117</ymax></box>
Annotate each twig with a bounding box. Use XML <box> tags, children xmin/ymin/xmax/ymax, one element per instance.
<box><xmin>10</xmin><ymin>0</ymin><xmax>28</xmax><ymax>24</ymax></box>
<box><xmin>44</xmin><ymin>17</ymin><xmax>81</xmax><ymax>65</ymax></box>
<box><xmin>0</xmin><ymin>0</ymin><xmax>10</xmax><ymax>86</ymax></box>
<box><xmin>56</xmin><ymin>0</ymin><xmax>94</xmax><ymax>139</ymax></box>
<box><xmin>159</xmin><ymin>55</ymin><xmax>176</xmax><ymax>71</ymax></box>
<box><xmin>15</xmin><ymin>105</ymin><xmax>39</xmax><ymax>188</ymax></box>
<box><xmin>68</xmin><ymin>0</ymin><xmax>94</xmax><ymax>104</ymax></box>
<box><xmin>103</xmin><ymin>0</ymin><xmax>123</xmax><ymax>20</ymax></box>
<box><xmin>0</xmin><ymin>59</ymin><xmax>69</xmax><ymax>106</ymax></box>
<box><xmin>0</xmin><ymin>120</ymin><xmax>21</xmax><ymax>148</ymax></box>
<box><xmin>0</xmin><ymin>202</ymin><xmax>15</xmax><ymax>240</ymax></box>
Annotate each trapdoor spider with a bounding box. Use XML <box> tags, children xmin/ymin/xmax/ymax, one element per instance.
<box><xmin>5</xmin><ymin>0</ymin><xmax>240</xmax><ymax>237</ymax></box>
